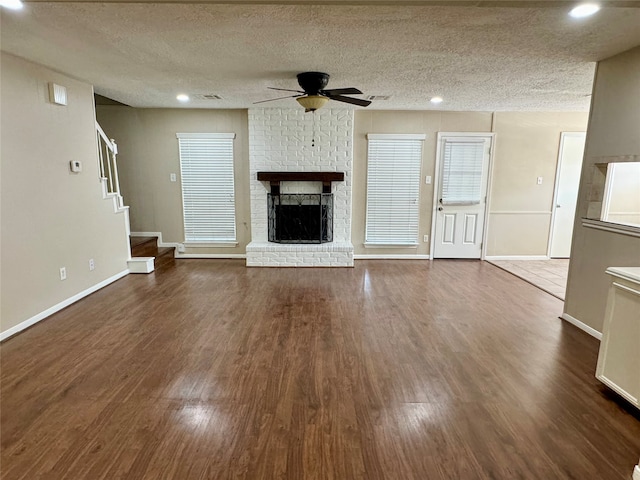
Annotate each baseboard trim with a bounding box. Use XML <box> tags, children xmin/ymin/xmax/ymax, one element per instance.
<box><xmin>485</xmin><ymin>255</ymin><xmax>550</xmax><ymax>261</ymax></box>
<box><xmin>175</xmin><ymin>253</ymin><xmax>247</xmax><ymax>259</ymax></box>
<box><xmin>0</xmin><ymin>269</ymin><xmax>129</xmax><ymax>342</ymax></box>
<box><xmin>633</xmin><ymin>464</ymin><xmax>640</xmax><ymax>480</ymax></box>
<box><xmin>130</xmin><ymin>231</ymin><xmax>178</xmax><ymax>248</ymax></box>
<box><xmin>354</xmin><ymin>254</ymin><xmax>430</xmax><ymax>260</ymax></box>
<box><xmin>560</xmin><ymin>313</ymin><xmax>602</xmax><ymax>340</ymax></box>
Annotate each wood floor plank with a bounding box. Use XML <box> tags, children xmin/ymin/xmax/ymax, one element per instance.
<box><xmin>2</xmin><ymin>259</ymin><xmax>639</xmax><ymax>479</ymax></box>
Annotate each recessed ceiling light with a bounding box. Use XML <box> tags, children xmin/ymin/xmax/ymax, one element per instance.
<box><xmin>430</xmin><ymin>96</ymin><xmax>443</xmax><ymax>104</ymax></box>
<box><xmin>0</xmin><ymin>0</ymin><xmax>24</xmax><ymax>10</ymax></box>
<box><xmin>176</xmin><ymin>94</ymin><xmax>190</xmax><ymax>102</ymax></box>
<box><xmin>569</xmin><ymin>3</ymin><xmax>600</xmax><ymax>18</ymax></box>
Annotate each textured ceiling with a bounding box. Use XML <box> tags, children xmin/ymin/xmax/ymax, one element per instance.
<box><xmin>2</xmin><ymin>1</ymin><xmax>640</xmax><ymax>111</ymax></box>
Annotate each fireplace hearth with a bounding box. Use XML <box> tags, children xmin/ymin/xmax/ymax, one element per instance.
<box><xmin>268</xmin><ymin>193</ymin><xmax>333</xmax><ymax>243</ymax></box>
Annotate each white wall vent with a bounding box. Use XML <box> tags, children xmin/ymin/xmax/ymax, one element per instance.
<box><xmin>194</xmin><ymin>94</ymin><xmax>223</xmax><ymax>100</ymax></box>
<box><xmin>48</xmin><ymin>83</ymin><xmax>67</xmax><ymax>105</ymax></box>
<box><xmin>366</xmin><ymin>95</ymin><xmax>391</xmax><ymax>101</ymax></box>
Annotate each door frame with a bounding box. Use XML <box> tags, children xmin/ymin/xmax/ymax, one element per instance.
<box><xmin>429</xmin><ymin>132</ymin><xmax>496</xmax><ymax>260</ymax></box>
<box><xmin>547</xmin><ymin>131</ymin><xmax>586</xmax><ymax>258</ymax></box>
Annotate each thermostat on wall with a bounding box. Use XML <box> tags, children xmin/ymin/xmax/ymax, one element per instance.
<box><xmin>70</xmin><ymin>160</ymin><xmax>82</xmax><ymax>173</ymax></box>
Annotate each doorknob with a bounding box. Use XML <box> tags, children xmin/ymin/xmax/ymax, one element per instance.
<box><xmin>556</xmin><ymin>204</ymin><xmax>561</xmax><ymax>208</ymax></box>
<box><xmin>438</xmin><ymin>207</ymin><xmax>443</xmax><ymax>211</ymax></box>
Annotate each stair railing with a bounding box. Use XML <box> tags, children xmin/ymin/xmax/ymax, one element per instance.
<box><xmin>96</xmin><ymin>121</ymin><xmax>123</xmax><ymax>209</ymax></box>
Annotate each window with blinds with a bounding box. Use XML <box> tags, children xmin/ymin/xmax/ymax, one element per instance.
<box><xmin>365</xmin><ymin>134</ymin><xmax>425</xmax><ymax>245</ymax></box>
<box><xmin>441</xmin><ymin>140</ymin><xmax>486</xmax><ymax>205</ymax></box>
<box><xmin>177</xmin><ymin>133</ymin><xmax>237</xmax><ymax>243</ymax></box>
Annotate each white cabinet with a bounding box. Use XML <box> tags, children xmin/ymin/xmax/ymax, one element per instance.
<box><xmin>596</xmin><ymin>267</ymin><xmax>640</xmax><ymax>410</ymax></box>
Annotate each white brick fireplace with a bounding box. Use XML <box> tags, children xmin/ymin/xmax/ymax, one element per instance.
<box><xmin>246</xmin><ymin>108</ymin><xmax>354</xmax><ymax>267</ymax></box>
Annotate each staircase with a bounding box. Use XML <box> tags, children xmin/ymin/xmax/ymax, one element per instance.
<box><xmin>129</xmin><ymin>236</ymin><xmax>175</xmax><ymax>273</ymax></box>
<box><xmin>95</xmin><ymin>121</ymin><xmax>175</xmax><ymax>274</ymax></box>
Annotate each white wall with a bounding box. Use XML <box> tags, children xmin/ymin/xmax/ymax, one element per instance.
<box><xmin>0</xmin><ymin>53</ymin><xmax>130</xmax><ymax>336</ymax></box>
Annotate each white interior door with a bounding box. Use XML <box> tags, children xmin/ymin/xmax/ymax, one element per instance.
<box><xmin>549</xmin><ymin>132</ymin><xmax>585</xmax><ymax>258</ymax></box>
<box><xmin>433</xmin><ymin>135</ymin><xmax>492</xmax><ymax>259</ymax></box>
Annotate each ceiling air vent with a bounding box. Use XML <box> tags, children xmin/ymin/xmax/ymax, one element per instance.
<box><xmin>194</xmin><ymin>94</ymin><xmax>223</xmax><ymax>100</ymax></box>
<box><xmin>366</xmin><ymin>95</ymin><xmax>391</xmax><ymax>101</ymax></box>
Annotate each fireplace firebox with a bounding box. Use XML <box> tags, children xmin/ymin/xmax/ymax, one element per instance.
<box><xmin>268</xmin><ymin>194</ymin><xmax>333</xmax><ymax>243</ymax></box>
<box><xmin>258</xmin><ymin>172</ymin><xmax>343</xmax><ymax>245</ymax></box>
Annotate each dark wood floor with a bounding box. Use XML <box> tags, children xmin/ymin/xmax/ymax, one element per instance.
<box><xmin>1</xmin><ymin>259</ymin><xmax>639</xmax><ymax>479</ymax></box>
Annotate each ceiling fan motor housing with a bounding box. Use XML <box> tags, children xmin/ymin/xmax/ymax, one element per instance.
<box><xmin>297</xmin><ymin>72</ymin><xmax>330</xmax><ymax>95</ymax></box>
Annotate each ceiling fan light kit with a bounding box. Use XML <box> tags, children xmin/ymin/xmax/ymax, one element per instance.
<box><xmin>256</xmin><ymin>71</ymin><xmax>371</xmax><ymax>112</ymax></box>
<box><xmin>296</xmin><ymin>95</ymin><xmax>329</xmax><ymax>112</ymax></box>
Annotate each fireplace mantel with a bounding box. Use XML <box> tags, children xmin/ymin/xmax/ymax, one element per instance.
<box><xmin>257</xmin><ymin>171</ymin><xmax>344</xmax><ymax>182</ymax></box>
<box><xmin>257</xmin><ymin>171</ymin><xmax>344</xmax><ymax>194</ymax></box>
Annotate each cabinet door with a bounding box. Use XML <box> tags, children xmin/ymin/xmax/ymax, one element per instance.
<box><xmin>596</xmin><ymin>281</ymin><xmax>640</xmax><ymax>408</ymax></box>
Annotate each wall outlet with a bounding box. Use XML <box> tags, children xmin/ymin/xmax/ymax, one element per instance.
<box><xmin>537</xmin><ymin>176</ymin><xmax>543</xmax><ymax>185</ymax></box>
<box><xmin>177</xmin><ymin>243</ymin><xmax>185</xmax><ymax>253</ymax></box>
<box><xmin>425</xmin><ymin>175</ymin><xmax>432</xmax><ymax>184</ymax></box>
<box><xmin>59</xmin><ymin>267</ymin><xmax>67</xmax><ymax>280</ymax></box>
<box><xmin>423</xmin><ymin>235</ymin><xmax>429</xmax><ymax>243</ymax></box>
<box><xmin>89</xmin><ymin>259</ymin><xmax>95</xmax><ymax>271</ymax></box>
<box><xmin>170</xmin><ymin>173</ymin><xmax>177</xmax><ymax>182</ymax></box>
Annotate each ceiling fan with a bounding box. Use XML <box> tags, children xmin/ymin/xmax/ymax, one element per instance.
<box><xmin>254</xmin><ymin>72</ymin><xmax>371</xmax><ymax>112</ymax></box>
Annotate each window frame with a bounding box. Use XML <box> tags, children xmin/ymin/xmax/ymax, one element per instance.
<box><xmin>177</xmin><ymin>132</ymin><xmax>238</xmax><ymax>245</ymax></box>
<box><xmin>364</xmin><ymin>133</ymin><xmax>426</xmax><ymax>247</ymax></box>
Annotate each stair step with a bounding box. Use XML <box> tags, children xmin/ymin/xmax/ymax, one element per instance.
<box><xmin>130</xmin><ymin>236</ymin><xmax>156</xmax><ymax>248</ymax></box>
<box><xmin>129</xmin><ymin>236</ymin><xmax>175</xmax><ymax>271</ymax></box>
<box><xmin>130</xmin><ymin>236</ymin><xmax>159</xmax><ymax>258</ymax></box>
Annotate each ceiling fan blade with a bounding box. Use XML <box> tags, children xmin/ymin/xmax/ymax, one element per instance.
<box><xmin>253</xmin><ymin>94</ymin><xmax>304</xmax><ymax>104</ymax></box>
<box><xmin>321</xmin><ymin>87</ymin><xmax>363</xmax><ymax>96</ymax></box>
<box><xmin>268</xmin><ymin>87</ymin><xmax>306</xmax><ymax>93</ymax></box>
<box><xmin>328</xmin><ymin>95</ymin><xmax>371</xmax><ymax>107</ymax></box>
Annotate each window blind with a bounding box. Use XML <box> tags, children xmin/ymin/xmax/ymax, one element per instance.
<box><xmin>365</xmin><ymin>134</ymin><xmax>425</xmax><ymax>245</ymax></box>
<box><xmin>177</xmin><ymin>133</ymin><xmax>237</xmax><ymax>243</ymax></box>
<box><xmin>441</xmin><ymin>140</ymin><xmax>485</xmax><ymax>205</ymax></box>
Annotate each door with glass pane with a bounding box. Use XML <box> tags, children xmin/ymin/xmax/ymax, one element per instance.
<box><xmin>433</xmin><ymin>134</ymin><xmax>492</xmax><ymax>259</ymax></box>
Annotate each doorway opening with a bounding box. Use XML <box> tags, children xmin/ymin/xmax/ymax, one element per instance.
<box><xmin>488</xmin><ymin>132</ymin><xmax>585</xmax><ymax>301</ymax></box>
